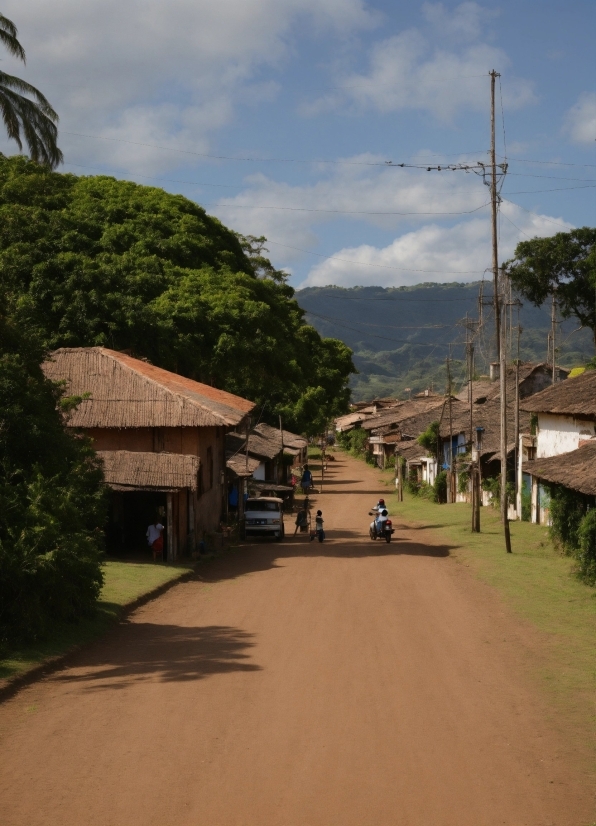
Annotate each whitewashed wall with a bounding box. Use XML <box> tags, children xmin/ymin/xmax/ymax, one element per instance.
<box><xmin>536</xmin><ymin>413</ymin><xmax>596</xmax><ymax>458</ymax></box>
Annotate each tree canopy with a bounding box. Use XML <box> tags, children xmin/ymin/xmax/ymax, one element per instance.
<box><xmin>0</xmin><ymin>155</ymin><xmax>354</xmax><ymax>435</ymax></box>
<box><xmin>505</xmin><ymin>228</ymin><xmax>596</xmax><ymax>348</ymax></box>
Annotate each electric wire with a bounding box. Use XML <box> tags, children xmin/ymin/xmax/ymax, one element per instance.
<box><xmin>303</xmin><ymin>309</ymin><xmax>456</xmax><ymax>348</ymax></box>
<box><xmin>265</xmin><ymin>239</ymin><xmax>485</xmax><ymax>274</ymax></box>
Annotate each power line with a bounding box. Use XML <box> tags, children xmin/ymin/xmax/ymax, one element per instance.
<box><xmin>266</xmin><ymin>239</ymin><xmax>485</xmax><ymax>274</ymax></box>
<box><xmin>501</xmin><ymin>198</ymin><xmax>574</xmax><ymax>230</ymax></box>
<box><xmin>304</xmin><ymin>309</ymin><xmax>456</xmax><ymax>347</ymax></box>
<box><xmin>206</xmin><ymin>201</ymin><xmax>490</xmax><ymax>216</ymax></box>
<box><xmin>317</xmin><ymin>294</ymin><xmax>479</xmax><ymax>302</ymax></box>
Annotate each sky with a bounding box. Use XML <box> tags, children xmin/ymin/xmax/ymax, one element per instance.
<box><xmin>2</xmin><ymin>0</ymin><xmax>595</xmax><ymax>290</ymax></box>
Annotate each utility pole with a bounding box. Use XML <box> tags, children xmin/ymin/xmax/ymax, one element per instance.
<box><xmin>500</xmin><ymin>274</ymin><xmax>512</xmax><ymax>552</ymax></box>
<box><xmin>488</xmin><ymin>68</ymin><xmax>511</xmax><ymax>552</ymax></box>
<box><xmin>490</xmin><ymin>69</ymin><xmax>501</xmax><ymax>363</ymax></box>
<box><xmin>446</xmin><ymin>353</ymin><xmax>454</xmax><ymax>504</ymax></box>
<box><xmin>551</xmin><ymin>293</ymin><xmax>557</xmax><ymax>384</ymax></box>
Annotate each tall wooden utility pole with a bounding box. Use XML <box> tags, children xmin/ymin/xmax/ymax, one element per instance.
<box><xmin>490</xmin><ymin>70</ymin><xmax>501</xmax><ymax>362</ymax></box>
<box><xmin>490</xmin><ymin>68</ymin><xmax>512</xmax><ymax>553</ymax></box>
<box><xmin>551</xmin><ymin>293</ymin><xmax>557</xmax><ymax>384</ymax></box>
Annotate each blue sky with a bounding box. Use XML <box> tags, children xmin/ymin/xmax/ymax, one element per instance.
<box><xmin>3</xmin><ymin>0</ymin><xmax>594</xmax><ymax>289</ymax></box>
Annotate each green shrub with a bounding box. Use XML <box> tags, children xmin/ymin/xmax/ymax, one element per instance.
<box><xmin>576</xmin><ymin>509</ymin><xmax>596</xmax><ymax>585</ymax></box>
<box><xmin>418</xmin><ymin>482</ymin><xmax>436</xmax><ymax>501</ymax></box>
<box><xmin>521</xmin><ymin>487</ymin><xmax>531</xmax><ymax>522</ymax></box>
<box><xmin>0</xmin><ymin>316</ymin><xmax>107</xmax><ymax>650</ymax></box>
<box><xmin>433</xmin><ymin>470</ymin><xmax>447</xmax><ymax>504</ymax></box>
<box><xmin>549</xmin><ymin>484</ymin><xmax>587</xmax><ymax>552</ymax></box>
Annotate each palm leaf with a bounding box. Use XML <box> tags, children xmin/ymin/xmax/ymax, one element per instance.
<box><xmin>0</xmin><ymin>17</ymin><xmax>62</xmax><ymax>168</ymax></box>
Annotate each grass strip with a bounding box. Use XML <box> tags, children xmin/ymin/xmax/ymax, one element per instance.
<box><xmin>0</xmin><ymin>560</ymin><xmax>193</xmax><ymax>687</ymax></box>
<box><xmin>380</xmin><ymin>472</ymin><xmax>595</xmax><ymax>750</ymax></box>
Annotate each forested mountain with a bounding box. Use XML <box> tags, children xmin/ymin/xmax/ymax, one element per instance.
<box><xmin>297</xmin><ymin>284</ymin><xmax>594</xmax><ymax>401</ymax></box>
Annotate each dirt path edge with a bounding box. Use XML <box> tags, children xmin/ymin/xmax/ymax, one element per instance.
<box><xmin>0</xmin><ymin>566</ymin><xmax>197</xmax><ymax>704</ymax></box>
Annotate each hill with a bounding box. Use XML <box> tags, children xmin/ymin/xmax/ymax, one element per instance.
<box><xmin>296</xmin><ymin>283</ymin><xmax>594</xmax><ymax>401</ymax></box>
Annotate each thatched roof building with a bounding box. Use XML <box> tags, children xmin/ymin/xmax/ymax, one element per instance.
<box><xmin>43</xmin><ymin>347</ymin><xmax>254</xmax><ymax>429</ymax></box>
<box><xmin>523</xmin><ymin>441</ymin><xmax>596</xmax><ymax>497</ymax></box>
<box><xmin>98</xmin><ymin>450</ymin><xmax>200</xmax><ymax>492</ymax></box>
<box><xmin>521</xmin><ymin>369</ymin><xmax>596</xmax><ymax>418</ymax></box>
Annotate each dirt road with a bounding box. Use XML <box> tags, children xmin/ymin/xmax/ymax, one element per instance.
<box><xmin>0</xmin><ymin>453</ymin><xmax>593</xmax><ymax>825</ymax></box>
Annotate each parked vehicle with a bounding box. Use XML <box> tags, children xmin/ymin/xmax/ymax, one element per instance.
<box><xmin>368</xmin><ymin>510</ymin><xmax>394</xmax><ymax>543</ymax></box>
<box><xmin>243</xmin><ymin>497</ymin><xmax>285</xmax><ymax>541</ymax></box>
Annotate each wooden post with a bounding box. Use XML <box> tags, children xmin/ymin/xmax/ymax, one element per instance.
<box><xmin>397</xmin><ymin>456</ymin><xmax>404</xmax><ymax>502</ymax></box>
<box><xmin>166</xmin><ymin>492</ymin><xmax>174</xmax><ymax>563</ymax></box>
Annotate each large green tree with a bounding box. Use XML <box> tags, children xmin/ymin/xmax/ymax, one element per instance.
<box><xmin>0</xmin><ymin>312</ymin><xmax>106</xmax><ymax>648</ymax></box>
<box><xmin>0</xmin><ymin>15</ymin><xmax>62</xmax><ymax>168</ymax></box>
<box><xmin>505</xmin><ymin>228</ymin><xmax>596</xmax><ymax>349</ymax></box>
<box><xmin>0</xmin><ymin>155</ymin><xmax>354</xmax><ymax>434</ymax></box>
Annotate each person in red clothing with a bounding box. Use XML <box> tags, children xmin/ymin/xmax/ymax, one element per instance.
<box><xmin>146</xmin><ymin>519</ymin><xmax>164</xmax><ymax>562</ymax></box>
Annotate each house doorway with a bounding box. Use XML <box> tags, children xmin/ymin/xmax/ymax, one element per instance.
<box><xmin>107</xmin><ymin>491</ymin><xmax>167</xmax><ymax>557</ymax></box>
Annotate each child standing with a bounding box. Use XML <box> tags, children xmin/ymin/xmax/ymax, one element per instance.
<box><xmin>311</xmin><ymin>509</ymin><xmax>325</xmax><ymax>543</ymax></box>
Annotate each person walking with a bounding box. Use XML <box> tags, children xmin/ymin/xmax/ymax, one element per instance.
<box><xmin>310</xmin><ymin>509</ymin><xmax>325</xmax><ymax>543</ymax></box>
<box><xmin>146</xmin><ymin>518</ymin><xmax>164</xmax><ymax>562</ymax></box>
<box><xmin>300</xmin><ymin>465</ymin><xmax>313</xmax><ymax>494</ymax></box>
<box><xmin>294</xmin><ymin>504</ymin><xmax>308</xmax><ymax>535</ymax></box>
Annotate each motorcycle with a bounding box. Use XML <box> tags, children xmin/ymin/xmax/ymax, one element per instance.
<box><xmin>368</xmin><ymin>511</ymin><xmax>394</xmax><ymax>543</ymax></box>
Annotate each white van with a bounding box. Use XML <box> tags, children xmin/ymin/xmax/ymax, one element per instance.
<box><xmin>243</xmin><ymin>497</ymin><xmax>284</xmax><ymax>540</ymax></box>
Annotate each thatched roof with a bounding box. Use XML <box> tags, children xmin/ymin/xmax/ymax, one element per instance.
<box><xmin>457</xmin><ymin>363</ymin><xmax>569</xmax><ymax>406</ymax></box>
<box><xmin>439</xmin><ymin>399</ymin><xmax>531</xmax><ymax>456</ymax></box>
<box><xmin>97</xmin><ymin>450</ymin><xmax>199</xmax><ymax>491</ymax></box>
<box><xmin>226</xmin><ymin>453</ymin><xmax>261</xmax><ymax>478</ymax></box>
<box><xmin>523</xmin><ymin>441</ymin><xmax>596</xmax><ymax>496</ymax></box>
<box><xmin>44</xmin><ymin>347</ymin><xmax>254</xmax><ymax>429</ymax></box>
<box><xmin>361</xmin><ymin>397</ymin><xmax>446</xmax><ymax>432</ymax></box>
<box><xmin>520</xmin><ymin>369</ymin><xmax>596</xmax><ymax>418</ymax></box>
<box><xmin>226</xmin><ymin>430</ymin><xmax>281</xmax><ymax>462</ymax></box>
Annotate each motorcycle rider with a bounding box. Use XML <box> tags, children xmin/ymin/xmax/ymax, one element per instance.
<box><xmin>375</xmin><ymin>508</ymin><xmax>389</xmax><ymax>537</ymax></box>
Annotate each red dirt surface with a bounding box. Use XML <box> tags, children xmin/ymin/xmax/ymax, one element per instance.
<box><xmin>0</xmin><ymin>454</ymin><xmax>593</xmax><ymax>825</ymax></box>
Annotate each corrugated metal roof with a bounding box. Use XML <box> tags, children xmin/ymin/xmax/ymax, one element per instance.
<box><xmin>97</xmin><ymin>450</ymin><xmax>199</xmax><ymax>490</ymax></box>
<box><xmin>361</xmin><ymin>398</ymin><xmax>446</xmax><ymax>431</ymax></box>
<box><xmin>520</xmin><ymin>369</ymin><xmax>596</xmax><ymax>418</ymax></box>
<box><xmin>43</xmin><ymin>347</ymin><xmax>254</xmax><ymax>428</ymax></box>
<box><xmin>523</xmin><ymin>441</ymin><xmax>596</xmax><ymax>496</ymax></box>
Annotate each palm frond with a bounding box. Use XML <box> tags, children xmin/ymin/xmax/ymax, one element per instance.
<box><xmin>0</xmin><ymin>17</ymin><xmax>62</xmax><ymax>168</ymax></box>
<box><xmin>0</xmin><ymin>85</ymin><xmax>63</xmax><ymax>167</ymax></box>
<box><xmin>0</xmin><ymin>14</ymin><xmax>26</xmax><ymax>62</ymax></box>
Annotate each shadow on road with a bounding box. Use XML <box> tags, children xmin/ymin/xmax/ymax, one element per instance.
<box><xmin>51</xmin><ymin>624</ymin><xmax>261</xmax><ymax>689</ymax></box>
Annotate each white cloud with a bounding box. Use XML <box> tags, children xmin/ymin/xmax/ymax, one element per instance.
<box><xmin>211</xmin><ymin>152</ymin><xmax>491</xmax><ymax>251</ymax></box>
<box><xmin>565</xmin><ymin>92</ymin><xmax>596</xmax><ymax>145</ymax></box>
<box><xmin>303</xmin><ymin>4</ymin><xmax>535</xmax><ymax>121</ymax></box>
<box><xmin>299</xmin><ymin>203</ymin><xmax>573</xmax><ymax>288</ymax></box>
<box><xmin>422</xmin><ymin>2</ymin><xmax>497</xmax><ymax>41</ymax></box>
<box><xmin>0</xmin><ymin>0</ymin><xmax>375</xmax><ymax>172</ymax></box>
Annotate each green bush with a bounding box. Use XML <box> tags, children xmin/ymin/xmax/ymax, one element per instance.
<box><xmin>418</xmin><ymin>482</ymin><xmax>436</xmax><ymax>501</ymax></box>
<box><xmin>521</xmin><ymin>487</ymin><xmax>531</xmax><ymax>522</ymax></box>
<box><xmin>0</xmin><ymin>315</ymin><xmax>106</xmax><ymax>649</ymax></box>
<box><xmin>549</xmin><ymin>484</ymin><xmax>587</xmax><ymax>552</ymax></box>
<box><xmin>433</xmin><ymin>470</ymin><xmax>447</xmax><ymax>504</ymax></box>
<box><xmin>576</xmin><ymin>509</ymin><xmax>596</xmax><ymax>585</ymax></box>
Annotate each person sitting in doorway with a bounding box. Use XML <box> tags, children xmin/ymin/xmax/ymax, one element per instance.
<box><xmin>146</xmin><ymin>519</ymin><xmax>164</xmax><ymax>562</ymax></box>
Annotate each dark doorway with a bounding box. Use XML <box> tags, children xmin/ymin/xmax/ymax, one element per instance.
<box><xmin>107</xmin><ymin>491</ymin><xmax>167</xmax><ymax>557</ymax></box>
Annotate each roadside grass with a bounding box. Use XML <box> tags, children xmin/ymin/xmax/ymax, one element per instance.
<box><xmin>0</xmin><ymin>559</ymin><xmax>193</xmax><ymax>685</ymax></box>
<box><xmin>381</xmin><ymin>471</ymin><xmax>596</xmax><ymax>748</ymax></box>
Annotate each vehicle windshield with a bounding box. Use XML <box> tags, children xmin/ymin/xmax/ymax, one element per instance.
<box><xmin>246</xmin><ymin>501</ymin><xmax>280</xmax><ymax>512</ymax></box>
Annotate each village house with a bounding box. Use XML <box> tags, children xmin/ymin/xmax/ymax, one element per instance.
<box><xmin>43</xmin><ymin>347</ymin><xmax>254</xmax><ymax>560</ymax></box>
<box><xmin>361</xmin><ymin>396</ymin><xmax>454</xmax><ymax>470</ymax></box>
<box><xmin>520</xmin><ymin>370</ymin><xmax>596</xmax><ymax>524</ymax></box>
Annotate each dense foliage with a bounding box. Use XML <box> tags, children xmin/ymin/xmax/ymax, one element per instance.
<box><xmin>505</xmin><ymin>228</ymin><xmax>596</xmax><ymax>348</ymax></box>
<box><xmin>0</xmin><ymin>155</ymin><xmax>354</xmax><ymax>435</ymax></box>
<box><xmin>549</xmin><ymin>484</ymin><xmax>595</xmax><ymax>585</ymax></box>
<box><xmin>0</xmin><ymin>314</ymin><xmax>106</xmax><ymax>648</ymax></box>
<box><xmin>298</xmin><ymin>284</ymin><xmax>595</xmax><ymax>401</ymax></box>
